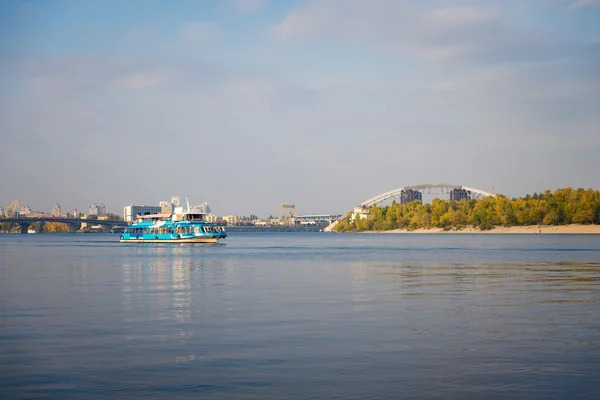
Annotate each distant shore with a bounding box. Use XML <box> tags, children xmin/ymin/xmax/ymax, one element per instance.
<box><xmin>362</xmin><ymin>224</ymin><xmax>600</xmax><ymax>234</ymax></box>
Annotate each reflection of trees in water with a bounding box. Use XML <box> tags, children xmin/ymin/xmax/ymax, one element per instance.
<box><xmin>350</xmin><ymin>261</ymin><xmax>600</xmax><ymax>306</ymax></box>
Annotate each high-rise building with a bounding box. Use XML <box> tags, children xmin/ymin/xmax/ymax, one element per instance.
<box><xmin>191</xmin><ymin>202</ymin><xmax>211</xmax><ymax>214</ymax></box>
<box><xmin>159</xmin><ymin>201</ymin><xmax>174</xmax><ymax>213</ymax></box>
<box><xmin>450</xmin><ymin>188</ymin><xmax>471</xmax><ymax>201</ymax></box>
<box><xmin>88</xmin><ymin>203</ymin><xmax>106</xmax><ymax>217</ymax></box>
<box><xmin>123</xmin><ymin>205</ymin><xmax>161</xmax><ymax>222</ymax></box>
<box><xmin>400</xmin><ymin>189</ymin><xmax>423</xmax><ymax>204</ymax></box>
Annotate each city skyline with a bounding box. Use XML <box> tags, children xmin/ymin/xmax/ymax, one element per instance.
<box><xmin>1</xmin><ymin>0</ymin><xmax>599</xmax><ymax>217</ymax></box>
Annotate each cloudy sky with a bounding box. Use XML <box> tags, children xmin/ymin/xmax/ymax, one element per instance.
<box><xmin>1</xmin><ymin>0</ymin><xmax>599</xmax><ymax>217</ymax></box>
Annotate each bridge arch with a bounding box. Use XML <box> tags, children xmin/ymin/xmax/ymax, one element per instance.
<box><xmin>359</xmin><ymin>183</ymin><xmax>495</xmax><ymax>208</ymax></box>
<box><xmin>325</xmin><ymin>183</ymin><xmax>495</xmax><ymax>231</ymax></box>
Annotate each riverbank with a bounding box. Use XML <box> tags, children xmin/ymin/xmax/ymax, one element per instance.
<box><xmin>364</xmin><ymin>224</ymin><xmax>600</xmax><ymax>234</ymax></box>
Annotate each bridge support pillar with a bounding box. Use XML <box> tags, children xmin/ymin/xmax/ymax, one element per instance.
<box><xmin>66</xmin><ymin>223</ymin><xmax>78</xmax><ymax>233</ymax></box>
<box><xmin>18</xmin><ymin>223</ymin><xmax>30</xmax><ymax>234</ymax></box>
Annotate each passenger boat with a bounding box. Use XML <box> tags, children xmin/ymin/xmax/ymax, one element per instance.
<box><xmin>120</xmin><ymin>202</ymin><xmax>226</xmax><ymax>244</ymax></box>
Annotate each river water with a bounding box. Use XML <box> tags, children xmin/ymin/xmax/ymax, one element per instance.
<box><xmin>1</xmin><ymin>233</ymin><xmax>599</xmax><ymax>399</ymax></box>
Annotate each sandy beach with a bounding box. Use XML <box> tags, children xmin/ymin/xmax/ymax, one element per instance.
<box><xmin>365</xmin><ymin>224</ymin><xmax>600</xmax><ymax>234</ymax></box>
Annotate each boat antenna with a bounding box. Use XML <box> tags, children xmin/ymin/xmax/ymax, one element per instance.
<box><xmin>186</xmin><ymin>194</ymin><xmax>190</xmax><ymax>212</ymax></box>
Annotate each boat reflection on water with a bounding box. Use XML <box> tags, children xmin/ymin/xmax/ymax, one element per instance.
<box><xmin>122</xmin><ymin>245</ymin><xmax>229</xmax><ymax>329</ymax></box>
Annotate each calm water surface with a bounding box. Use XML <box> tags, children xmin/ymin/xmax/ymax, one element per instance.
<box><xmin>1</xmin><ymin>233</ymin><xmax>599</xmax><ymax>399</ymax></box>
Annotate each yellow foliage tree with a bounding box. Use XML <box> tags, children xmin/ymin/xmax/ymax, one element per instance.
<box><xmin>45</xmin><ymin>222</ymin><xmax>69</xmax><ymax>233</ymax></box>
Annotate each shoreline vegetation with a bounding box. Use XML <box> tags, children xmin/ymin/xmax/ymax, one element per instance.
<box><xmin>363</xmin><ymin>224</ymin><xmax>600</xmax><ymax>234</ymax></box>
<box><xmin>335</xmin><ymin>187</ymin><xmax>600</xmax><ymax>234</ymax></box>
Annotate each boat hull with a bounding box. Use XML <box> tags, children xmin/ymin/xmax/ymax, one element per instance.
<box><xmin>120</xmin><ymin>236</ymin><xmax>221</xmax><ymax>244</ymax></box>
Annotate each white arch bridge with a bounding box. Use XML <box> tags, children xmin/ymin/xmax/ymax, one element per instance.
<box><xmin>324</xmin><ymin>183</ymin><xmax>495</xmax><ymax>232</ymax></box>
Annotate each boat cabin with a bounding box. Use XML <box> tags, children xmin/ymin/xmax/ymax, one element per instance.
<box><xmin>183</xmin><ymin>212</ymin><xmax>206</xmax><ymax>221</ymax></box>
<box><xmin>136</xmin><ymin>213</ymin><xmax>172</xmax><ymax>222</ymax></box>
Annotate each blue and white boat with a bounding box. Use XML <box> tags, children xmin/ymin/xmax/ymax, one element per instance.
<box><xmin>120</xmin><ymin>201</ymin><xmax>226</xmax><ymax>244</ymax></box>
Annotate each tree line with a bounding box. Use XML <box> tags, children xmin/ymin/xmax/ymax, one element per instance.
<box><xmin>334</xmin><ymin>188</ymin><xmax>600</xmax><ymax>232</ymax></box>
<box><xmin>0</xmin><ymin>221</ymin><xmax>71</xmax><ymax>233</ymax></box>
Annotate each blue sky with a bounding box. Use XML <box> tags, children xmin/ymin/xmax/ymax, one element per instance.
<box><xmin>1</xmin><ymin>0</ymin><xmax>599</xmax><ymax>217</ymax></box>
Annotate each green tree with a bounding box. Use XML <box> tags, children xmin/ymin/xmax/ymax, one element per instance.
<box><xmin>103</xmin><ymin>213</ymin><xmax>123</xmax><ymax>221</ymax></box>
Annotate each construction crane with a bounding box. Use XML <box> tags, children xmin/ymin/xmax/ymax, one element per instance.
<box><xmin>5</xmin><ymin>199</ymin><xmax>19</xmax><ymax>217</ymax></box>
<box><xmin>279</xmin><ymin>204</ymin><xmax>297</xmax><ymax>225</ymax></box>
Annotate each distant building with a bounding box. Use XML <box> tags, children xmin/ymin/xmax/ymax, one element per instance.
<box><xmin>351</xmin><ymin>206</ymin><xmax>370</xmax><ymax>222</ymax></box>
<box><xmin>222</xmin><ymin>215</ymin><xmax>238</xmax><ymax>226</ymax></box>
<box><xmin>400</xmin><ymin>189</ymin><xmax>422</xmax><ymax>204</ymax></box>
<box><xmin>19</xmin><ymin>206</ymin><xmax>32</xmax><ymax>215</ymax></box>
<box><xmin>88</xmin><ymin>203</ymin><xmax>106</xmax><ymax>217</ymax></box>
<box><xmin>196</xmin><ymin>202</ymin><xmax>211</xmax><ymax>215</ymax></box>
<box><xmin>206</xmin><ymin>214</ymin><xmax>219</xmax><ymax>223</ymax></box>
<box><xmin>159</xmin><ymin>201</ymin><xmax>174</xmax><ymax>213</ymax></box>
<box><xmin>123</xmin><ymin>205</ymin><xmax>161</xmax><ymax>222</ymax></box>
<box><xmin>450</xmin><ymin>188</ymin><xmax>471</xmax><ymax>201</ymax></box>
<box><xmin>52</xmin><ymin>203</ymin><xmax>62</xmax><ymax>217</ymax></box>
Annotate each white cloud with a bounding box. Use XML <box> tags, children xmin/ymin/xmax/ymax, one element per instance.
<box><xmin>267</xmin><ymin>0</ymin><xmax>582</xmax><ymax>64</ymax></box>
